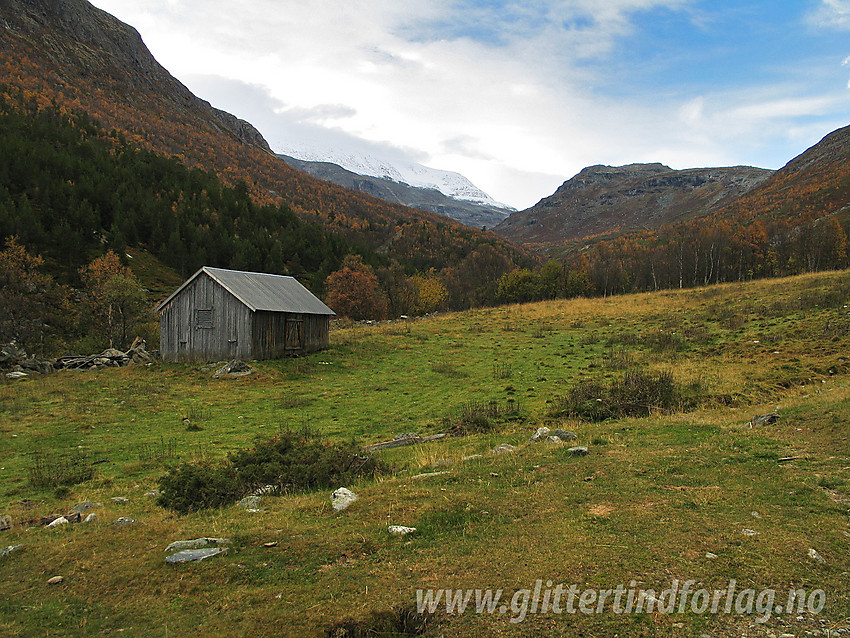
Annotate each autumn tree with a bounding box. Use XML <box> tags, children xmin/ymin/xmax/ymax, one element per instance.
<box><xmin>325</xmin><ymin>255</ymin><xmax>389</xmax><ymax>320</ymax></box>
<box><xmin>376</xmin><ymin>261</ymin><xmax>416</xmax><ymax>317</ymax></box>
<box><xmin>408</xmin><ymin>270</ymin><xmax>449</xmax><ymax>315</ymax></box>
<box><xmin>497</xmin><ymin>268</ymin><xmax>544</xmax><ymax>304</ymax></box>
<box><xmin>79</xmin><ymin>251</ymin><xmax>148</xmax><ymax>349</ymax></box>
<box><xmin>0</xmin><ymin>237</ymin><xmax>69</xmax><ymax>352</ymax></box>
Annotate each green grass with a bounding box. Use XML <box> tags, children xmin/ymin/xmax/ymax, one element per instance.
<box><xmin>0</xmin><ymin>270</ymin><xmax>849</xmax><ymax>636</ymax></box>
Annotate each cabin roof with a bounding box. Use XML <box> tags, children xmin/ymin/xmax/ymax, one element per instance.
<box><xmin>155</xmin><ymin>267</ymin><xmax>336</xmax><ymax>315</ymax></box>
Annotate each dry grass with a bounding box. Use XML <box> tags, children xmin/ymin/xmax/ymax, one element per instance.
<box><xmin>0</xmin><ymin>270</ymin><xmax>849</xmax><ymax>636</ymax></box>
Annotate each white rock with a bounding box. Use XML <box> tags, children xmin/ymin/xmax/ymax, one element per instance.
<box><xmin>47</xmin><ymin>575</ymin><xmax>64</xmax><ymax>585</ymax></box>
<box><xmin>83</xmin><ymin>513</ymin><xmax>98</xmax><ymax>523</ymax></box>
<box><xmin>705</xmin><ymin>552</ymin><xmax>718</xmax><ymax>559</ymax></box>
<box><xmin>489</xmin><ymin>443</ymin><xmax>516</xmax><ymax>455</ymax></box>
<box><xmin>237</xmin><ymin>495</ymin><xmax>262</xmax><ymax>509</ymax></box>
<box><xmin>742</xmin><ymin>529</ymin><xmax>759</xmax><ymax>536</ymax></box>
<box><xmin>46</xmin><ymin>516</ymin><xmax>68</xmax><ymax>528</ymax></box>
<box><xmin>331</xmin><ymin>487</ymin><xmax>358</xmax><ymax>512</ymax></box>
<box><xmin>388</xmin><ymin>525</ymin><xmax>416</xmax><ymax>535</ymax></box>
<box><xmin>529</xmin><ymin>427</ymin><xmax>550</xmax><ymax>442</ymax></box>
<box><xmin>165</xmin><ymin>547</ymin><xmax>227</xmax><ymax>564</ymax></box>
<box><xmin>411</xmin><ymin>471</ymin><xmax>450</xmax><ymax>479</ymax></box>
<box><xmin>808</xmin><ymin>548</ymin><xmax>825</xmax><ymax>564</ymax></box>
<box><xmin>165</xmin><ymin>538</ymin><xmax>232</xmax><ymax>553</ymax></box>
<box><xmin>0</xmin><ymin>545</ymin><xmax>21</xmax><ymax>558</ymax></box>
<box><xmin>5</xmin><ymin>371</ymin><xmax>27</xmax><ymax>380</ymax></box>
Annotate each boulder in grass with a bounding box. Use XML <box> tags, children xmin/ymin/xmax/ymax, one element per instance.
<box><xmin>387</xmin><ymin>525</ymin><xmax>416</xmax><ymax>536</ymax></box>
<box><xmin>567</xmin><ymin>446</ymin><xmax>589</xmax><ymax>456</ymax></box>
<box><xmin>69</xmin><ymin>502</ymin><xmax>102</xmax><ymax>515</ymax></box>
<box><xmin>0</xmin><ymin>545</ymin><xmax>21</xmax><ymax>559</ymax></box>
<box><xmin>237</xmin><ymin>495</ymin><xmax>262</xmax><ymax>510</ymax></box>
<box><xmin>331</xmin><ymin>488</ymin><xmax>358</xmax><ymax>512</ymax></box>
<box><xmin>213</xmin><ymin>360</ymin><xmax>255</xmax><ymax>379</ymax></box>
<box><xmin>749</xmin><ymin>412</ymin><xmax>780</xmax><ymax>427</ymax></box>
<box><xmin>165</xmin><ymin>538</ymin><xmax>232</xmax><ymax>553</ymax></box>
<box><xmin>489</xmin><ymin>443</ymin><xmax>517</xmax><ymax>455</ymax></box>
<box><xmin>529</xmin><ymin>427</ymin><xmax>550</xmax><ymax>442</ymax></box>
<box><xmin>165</xmin><ymin>547</ymin><xmax>227</xmax><ymax>564</ymax></box>
<box><xmin>551</xmin><ymin>429</ymin><xmax>577</xmax><ymax>441</ymax></box>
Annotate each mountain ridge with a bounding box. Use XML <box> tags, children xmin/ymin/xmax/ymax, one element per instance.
<box><xmin>495</xmin><ymin>162</ymin><xmax>774</xmax><ymax>245</ymax></box>
<box><xmin>279</xmin><ymin>153</ymin><xmax>511</xmax><ymax>229</ymax></box>
<box><xmin>0</xmin><ymin>0</ymin><xmax>271</xmax><ymax>151</ymax></box>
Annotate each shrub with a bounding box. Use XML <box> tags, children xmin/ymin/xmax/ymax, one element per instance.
<box><xmin>229</xmin><ymin>432</ymin><xmax>387</xmax><ymax>493</ymax></box>
<box><xmin>156</xmin><ymin>431</ymin><xmax>389</xmax><ymax>513</ymax></box>
<box><xmin>156</xmin><ymin>462</ymin><xmax>243</xmax><ymax>514</ymax></box>
<box><xmin>548</xmin><ymin>370</ymin><xmax>682</xmax><ymax>422</ymax></box>
<box><xmin>444</xmin><ymin>399</ymin><xmax>523</xmax><ymax>435</ymax></box>
<box><xmin>325</xmin><ymin>605</ymin><xmax>434</xmax><ymax>637</ymax></box>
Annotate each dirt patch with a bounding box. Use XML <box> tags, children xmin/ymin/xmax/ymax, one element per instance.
<box><xmin>588</xmin><ymin>503</ymin><xmax>613</xmax><ymax>517</ymax></box>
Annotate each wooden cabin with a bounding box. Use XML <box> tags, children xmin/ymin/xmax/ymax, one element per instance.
<box><xmin>156</xmin><ymin>267</ymin><xmax>335</xmax><ymax>362</ymax></box>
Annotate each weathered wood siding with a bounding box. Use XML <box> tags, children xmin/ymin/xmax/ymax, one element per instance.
<box><xmin>252</xmin><ymin>311</ymin><xmax>330</xmax><ymax>358</ymax></box>
<box><xmin>302</xmin><ymin>313</ymin><xmax>330</xmax><ymax>352</ymax></box>
<box><xmin>159</xmin><ymin>272</ymin><xmax>253</xmax><ymax>362</ymax></box>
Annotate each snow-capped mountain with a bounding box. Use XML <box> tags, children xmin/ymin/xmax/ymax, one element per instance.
<box><xmin>278</xmin><ymin>144</ymin><xmax>514</xmax><ymax>211</ymax></box>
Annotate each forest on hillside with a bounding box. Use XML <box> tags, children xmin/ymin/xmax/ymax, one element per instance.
<box><xmin>0</xmin><ymin>88</ymin><xmax>364</xmax><ymax>292</ymax></box>
<box><xmin>0</xmin><ymin>89</ymin><xmax>529</xmax><ymax>353</ymax></box>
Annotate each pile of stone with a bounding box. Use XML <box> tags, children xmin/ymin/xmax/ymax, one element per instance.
<box><xmin>2</xmin><ymin>338</ymin><xmax>155</xmax><ymax>379</ymax></box>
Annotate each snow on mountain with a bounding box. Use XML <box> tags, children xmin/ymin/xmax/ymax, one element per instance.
<box><xmin>279</xmin><ymin>144</ymin><xmax>515</xmax><ymax>211</ymax></box>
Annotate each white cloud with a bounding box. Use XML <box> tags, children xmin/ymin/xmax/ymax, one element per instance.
<box><xmin>809</xmin><ymin>0</ymin><xmax>850</xmax><ymax>29</ymax></box>
<box><xmin>89</xmin><ymin>1</ymin><xmax>850</xmax><ymax>209</ymax></box>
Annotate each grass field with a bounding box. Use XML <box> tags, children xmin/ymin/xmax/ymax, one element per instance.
<box><xmin>0</xmin><ymin>270</ymin><xmax>849</xmax><ymax>637</ymax></box>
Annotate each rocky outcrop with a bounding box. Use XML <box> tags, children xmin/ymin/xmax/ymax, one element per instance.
<box><xmin>494</xmin><ymin>163</ymin><xmax>773</xmax><ymax>245</ymax></box>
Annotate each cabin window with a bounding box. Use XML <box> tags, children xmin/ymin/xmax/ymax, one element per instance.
<box><xmin>195</xmin><ymin>309</ymin><xmax>213</xmax><ymax>329</ymax></box>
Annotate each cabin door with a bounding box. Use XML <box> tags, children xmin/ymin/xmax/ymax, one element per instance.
<box><xmin>285</xmin><ymin>317</ymin><xmax>304</xmax><ymax>352</ymax></box>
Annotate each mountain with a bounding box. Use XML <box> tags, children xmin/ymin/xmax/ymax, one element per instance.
<box><xmin>279</xmin><ymin>145</ymin><xmax>510</xmax><ymax>208</ymax></box>
<box><xmin>494</xmin><ymin>163</ymin><xmax>773</xmax><ymax>245</ymax></box>
<box><xmin>712</xmin><ymin>123</ymin><xmax>850</xmax><ymax>228</ymax></box>
<box><xmin>0</xmin><ymin>0</ymin><xmax>533</xmax><ymax>303</ymax></box>
<box><xmin>279</xmin><ymin>154</ymin><xmax>512</xmax><ymax>229</ymax></box>
<box><xmin>554</xmin><ymin>128</ymin><xmax>850</xmax><ymax>296</ymax></box>
<box><xmin>0</xmin><ymin>0</ymin><xmax>270</xmax><ymax>152</ymax></box>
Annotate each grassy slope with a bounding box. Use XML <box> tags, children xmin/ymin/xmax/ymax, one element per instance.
<box><xmin>0</xmin><ymin>271</ymin><xmax>849</xmax><ymax>637</ymax></box>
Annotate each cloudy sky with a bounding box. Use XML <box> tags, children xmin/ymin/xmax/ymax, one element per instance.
<box><xmin>89</xmin><ymin>0</ymin><xmax>850</xmax><ymax>209</ymax></box>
